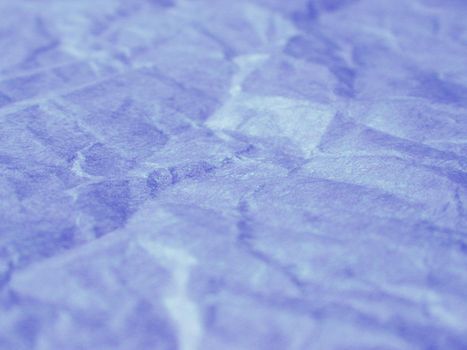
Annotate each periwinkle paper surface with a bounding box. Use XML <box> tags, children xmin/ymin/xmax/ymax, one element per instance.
<box><xmin>1</xmin><ymin>0</ymin><xmax>467</xmax><ymax>349</ymax></box>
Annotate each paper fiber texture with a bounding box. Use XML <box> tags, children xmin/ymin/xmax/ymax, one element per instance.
<box><xmin>1</xmin><ymin>0</ymin><xmax>467</xmax><ymax>349</ymax></box>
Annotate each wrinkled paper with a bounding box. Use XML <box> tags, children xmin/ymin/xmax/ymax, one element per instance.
<box><xmin>1</xmin><ymin>0</ymin><xmax>467</xmax><ymax>349</ymax></box>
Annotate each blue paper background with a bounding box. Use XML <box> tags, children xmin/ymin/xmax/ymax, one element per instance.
<box><xmin>1</xmin><ymin>0</ymin><xmax>467</xmax><ymax>349</ymax></box>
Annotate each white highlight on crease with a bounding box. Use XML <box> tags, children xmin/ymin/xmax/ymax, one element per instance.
<box><xmin>229</xmin><ymin>54</ymin><xmax>270</xmax><ymax>97</ymax></box>
<box><xmin>138</xmin><ymin>239</ymin><xmax>201</xmax><ymax>350</ymax></box>
<box><xmin>206</xmin><ymin>53</ymin><xmax>268</xmax><ymax>130</ymax></box>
